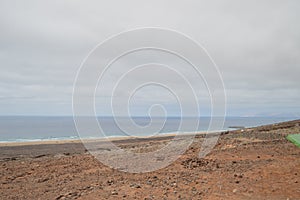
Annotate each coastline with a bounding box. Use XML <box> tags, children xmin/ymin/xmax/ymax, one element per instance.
<box><xmin>0</xmin><ymin>116</ymin><xmax>295</xmax><ymax>146</ymax></box>
<box><xmin>0</xmin><ymin>130</ymin><xmax>223</xmax><ymax>147</ymax></box>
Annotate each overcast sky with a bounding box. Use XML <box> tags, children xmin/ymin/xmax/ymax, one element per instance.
<box><xmin>0</xmin><ymin>0</ymin><xmax>299</xmax><ymax>117</ymax></box>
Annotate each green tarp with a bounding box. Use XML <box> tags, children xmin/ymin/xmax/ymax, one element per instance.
<box><xmin>287</xmin><ymin>134</ymin><xmax>300</xmax><ymax>148</ymax></box>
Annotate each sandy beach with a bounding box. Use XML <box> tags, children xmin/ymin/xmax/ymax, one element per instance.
<box><xmin>1</xmin><ymin>119</ymin><xmax>300</xmax><ymax>199</ymax></box>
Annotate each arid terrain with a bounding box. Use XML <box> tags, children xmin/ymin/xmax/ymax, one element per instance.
<box><xmin>0</xmin><ymin>120</ymin><xmax>300</xmax><ymax>199</ymax></box>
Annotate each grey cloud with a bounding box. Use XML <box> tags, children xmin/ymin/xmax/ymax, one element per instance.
<box><xmin>0</xmin><ymin>0</ymin><xmax>299</xmax><ymax>116</ymax></box>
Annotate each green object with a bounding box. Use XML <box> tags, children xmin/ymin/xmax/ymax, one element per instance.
<box><xmin>287</xmin><ymin>134</ymin><xmax>300</xmax><ymax>148</ymax></box>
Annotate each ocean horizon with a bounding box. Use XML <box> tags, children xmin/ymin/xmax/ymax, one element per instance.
<box><xmin>0</xmin><ymin>116</ymin><xmax>297</xmax><ymax>143</ymax></box>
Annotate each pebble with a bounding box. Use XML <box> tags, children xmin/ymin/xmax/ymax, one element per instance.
<box><xmin>146</xmin><ymin>180</ymin><xmax>152</xmax><ymax>185</ymax></box>
<box><xmin>107</xmin><ymin>180</ymin><xmax>114</xmax><ymax>185</ymax></box>
<box><xmin>111</xmin><ymin>190</ymin><xmax>118</xmax><ymax>195</ymax></box>
<box><xmin>130</xmin><ymin>183</ymin><xmax>141</xmax><ymax>188</ymax></box>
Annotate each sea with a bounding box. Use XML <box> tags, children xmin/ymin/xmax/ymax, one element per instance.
<box><xmin>0</xmin><ymin>116</ymin><xmax>296</xmax><ymax>143</ymax></box>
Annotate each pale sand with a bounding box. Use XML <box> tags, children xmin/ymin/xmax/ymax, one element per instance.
<box><xmin>0</xmin><ymin>131</ymin><xmax>214</xmax><ymax>147</ymax></box>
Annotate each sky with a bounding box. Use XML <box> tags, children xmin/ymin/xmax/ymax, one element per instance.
<box><xmin>0</xmin><ymin>0</ymin><xmax>299</xmax><ymax>117</ymax></box>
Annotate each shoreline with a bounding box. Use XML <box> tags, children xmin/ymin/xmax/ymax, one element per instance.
<box><xmin>0</xmin><ymin>117</ymin><xmax>299</xmax><ymax>148</ymax></box>
<box><xmin>0</xmin><ymin>116</ymin><xmax>296</xmax><ymax>147</ymax></box>
<box><xmin>0</xmin><ymin>130</ymin><xmax>224</xmax><ymax>147</ymax></box>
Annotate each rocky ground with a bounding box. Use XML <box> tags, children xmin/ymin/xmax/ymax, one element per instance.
<box><xmin>0</xmin><ymin>120</ymin><xmax>300</xmax><ymax>199</ymax></box>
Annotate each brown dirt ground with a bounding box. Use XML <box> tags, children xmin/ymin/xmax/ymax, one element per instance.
<box><xmin>0</xmin><ymin>120</ymin><xmax>300</xmax><ymax>199</ymax></box>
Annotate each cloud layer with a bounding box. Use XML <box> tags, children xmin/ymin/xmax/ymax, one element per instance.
<box><xmin>0</xmin><ymin>0</ymin><xmax>299</xmax><ymax>116</ymax></box>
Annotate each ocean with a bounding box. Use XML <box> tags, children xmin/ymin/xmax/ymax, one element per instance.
<box><xmin>0</xmin><ymin>116</ymin><xmax>296</xmax><ymax>143</ymax></box>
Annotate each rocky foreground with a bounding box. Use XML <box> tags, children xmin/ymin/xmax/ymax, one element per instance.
<box><xmin>0</xmin><ymin>120</ymin><xmax>300</xmax><ymax>199</ymax></box>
